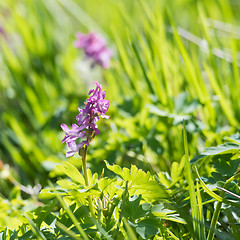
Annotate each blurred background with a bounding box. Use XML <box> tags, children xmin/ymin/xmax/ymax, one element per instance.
<box><xmin>0</xmin><ymin>0</ymin><xmax>240</xmax><ymax>228</ymax></box>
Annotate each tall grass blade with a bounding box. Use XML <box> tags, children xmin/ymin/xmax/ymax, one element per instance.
<box><xmin>114</xmin><ymin>180</ymin><xmax>128</xmax><ymax>240</ymax></box>
<box><xmin>23</xmin><ymin>214</ymin><xmax>47</xmax><ymax>240</ymax></box>
<box><xmin>123</xmin><ymin>218</ymin><xmax>138</xmax><ymax>240</ymax></box>
<box><xmin>196</xmin><ymin>180</ymin><xmax>206</xmax><ymax>240</ymax></box>
<box><xmin>56</xmin><ymin>221</ymin><xmax>83</xmax><ymax>240</ymax></box>
<box><xmin>48</xmin><ymin>181</ymin><xmax>89</xmax><ymax>240</ymax></box>
<box><xmin>183</xmin><ymin>121</ymin><xmax>200</xmax><ymax>239</ymax></box>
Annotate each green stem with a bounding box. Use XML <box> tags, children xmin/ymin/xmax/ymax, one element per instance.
<box><xmin>207</xmin><ymin>173</ymin><xmax>240</xmax><ymax>240</ymax></box>
<box><xmin>206</xmin><ymin>198</ymin><xmax>222</xmax><ymax>240</ymax></box>
<box><xmin>82</xmin><ymin>145</ymin><xmax>89</xmax><ymax>186</ymax></box>
<box><xmin>114</xmin><ymin>181</ymin><xmax>128</xmax><ymax>240</ymax></box>
<box><xmin>82</xmin><ymin>142</ymin><xmax>95</xmax><ymax>217</ymax></box>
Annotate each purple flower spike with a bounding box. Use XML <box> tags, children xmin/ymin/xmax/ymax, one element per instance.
<box><xmin>61</xmin><ymin>82</ymin><xmax>109</xmax><ymax>157</ymax></box>
<box><xmin>74</xmin><ymin>32</ymin><xmax>112</xmax><ymax>69</ymax></box>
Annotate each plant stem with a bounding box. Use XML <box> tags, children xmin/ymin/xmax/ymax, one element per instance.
<box><xmin>207</xmin><ymin>174</ymin><xmax>240</xmax><ymax>240</ymax></box>
<box><xmin>114</xmin><ymin>181</ymin><xmax>128</xmax><ymax>240</ymax></box>
<box><xmin>81</xmin><ymin>142</ymin><xmax>95</xmax><ymax>217</ymax></box>
<box><xmin>206</xmin><ymin>198</ymin><xmax>222</xmax><ymax>240</ymax></box>
<box><xmin>82</xmin><ymin>144</ymin><xmax>89</xmax><ymax>186</ymax></box>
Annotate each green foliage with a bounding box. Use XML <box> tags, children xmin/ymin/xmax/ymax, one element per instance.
<box><xmin>1</xmin><ymin>136</ymin><xmax>240</xmax><ymax>239</ymax></box>
<box><xmin>0</xmin><ymin>161</ymin><xmax>185</xmax><ymax>239</ymax></box>
<box><xmin>0</xmin><ymin>0</ymin><xmax>240</xmax><ymax>239</ymax></box>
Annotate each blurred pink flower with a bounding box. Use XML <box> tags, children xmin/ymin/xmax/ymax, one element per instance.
<box><xmin>74</xmin><ymin>32</ymin><xmax>112</xmax><ymax>69</ymax></box>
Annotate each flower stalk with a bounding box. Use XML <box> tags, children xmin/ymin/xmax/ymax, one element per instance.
<box><xmin>81</xmin><ymin>141</ymin><xmax>95</xmax><ymax>217</ymax></box>
<box><xmin>81</xmin><ymin>144</ymin><xmax>89</xmax><ymax>186</ymax></box>
<box><xmin>61</xmin><ymin>81</ymin><xmax>109</xmax><ymax>218</ymax></box>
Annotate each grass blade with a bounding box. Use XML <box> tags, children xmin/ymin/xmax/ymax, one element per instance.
<box><xmin>123</xmin><ymin>218</ymin><xmax>138</xmax><ymax>240</ymax></box>
<box><xmin>48</xmin><ymin>181</ymin><xmax>89</xmax><ymax>240</ymax></box>
<box><xmin>56</xmin><ymin>221</ymin><xmax>83</xmax><ymax>240</ymax></box>
<box><xmin>24</xmin><ymin>214</ymin><xmax>47</xmax><ymax>240</ymax></box>
<box><xmin>114</xmin><ymin>180</ymin><xmax>128</xmax><ymax>240</ymax></box>
<box><xmin>183</xmin><ymin>121</ymin><xmax>200</xmax><ymax>239</ymax></box>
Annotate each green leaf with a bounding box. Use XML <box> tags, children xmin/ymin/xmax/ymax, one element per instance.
<box><xmin>38</xmin><ymin>189</ymin><xmax>57</xmax><ymax>200</ymax></box>
<box><xmin>203</xmin><ymin>143</ymin><xmax>239</xmax><ymax>156</ymax></box>
<box><xmin>105</xmin><ymin>160</ymin><xmax>124</xmax><ymax>178</ymax></box>
<box><xmin>191</xmin><ymin>143</ymin><xmax>239</xmax><ymax>164</ymax></box>
<box><xmin>151</xmin><ymin>204</ymin><xmax>176</xmax><ymax>217</ymax></box>
<box><xmin>56</xmin><ymin>179</ymin><xmax>78</xmax><ymax>189</ymax></box>
<box><xmin>124</xmin><ymin>195</ymin><xmax>151</xmax><ymax>220</ymax></box>
<box><xmin>56</xmin><ymin>162</ymin><xmax>85</xmax><ymax>185</ymax></box>
<box><xmin>196</xmin><ymin>168</ymin><xmax>223</xmax><ymax>202</ymax></box>
<box><xmin>136</xmin><ymin>218</ymin><xmax>160</xmax><ymax>239</ymax></box>
<box><xmin>151</xmin><ymin>204</ymin><xmax>186</xmax><ymax>224</ymax></box>
<box><xmin>105</xmin><ymin>161</ymin><xmax>168</xmax><ymax>200</ymax></box>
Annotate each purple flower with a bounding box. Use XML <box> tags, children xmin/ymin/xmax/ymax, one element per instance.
<box><xmin>65</xmin><ymin>141</ymin><xmax>89</xmax><ymax>158</ymax></box>
<box><xmin>74</xmin><ymin>32</ymin><xmax>112</xmax><ymax>69</ymax></box>
<box><xmin>61</xmin><ymin>81</ymin><xmax>109</xmax><ymax>157</ymax></box>
<box><xmin>61</xmin><ymin>124</ymin><xmax>85</xmax><ymax>143</ymax></box>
